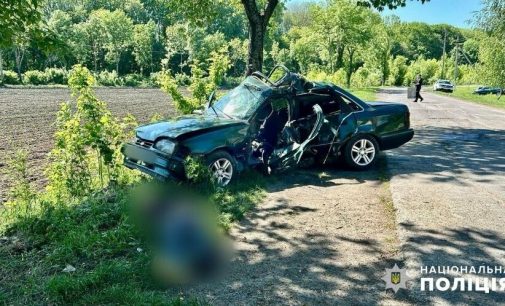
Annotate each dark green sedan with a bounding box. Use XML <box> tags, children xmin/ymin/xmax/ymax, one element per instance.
<box><xmin>122</xmin><ymin>66</ymin><xmax>414</xmax><ymax>186</ymax></box>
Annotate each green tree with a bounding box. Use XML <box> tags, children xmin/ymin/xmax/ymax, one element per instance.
<box><xmin>475</xmin><ymin>0</ymin><xmax>505</xmax><ymax>35</ymax></box>
<box><xmin>170</xmin><ymin>0</ymin><xmax>280</xmax><ymax>74</ymax></box>
<box><xmin>479</xmin><ymin>36</ymin><xmax>505</xmax><ymax>90</ymax></box>
<box><xmin>79</xmin><ymin>10</ymin><xmax>108</xmax><ymax>71</ymax></box>
<box><xmin>47</xmin><ymin>10</ymin><xmax>74</xmax><ymax>67</ymax></box>
<box><xmin>133</xmin><ymin>20</ymin><xmax>156</xmax><ymax>74</ymax></box>
<box><xmin>164</xmin><ymin>23</ymin><xmax>190</xmax><ymax>73</ymax></box>
<box><xmin>102</xmin><ymin>10</ymin><xmax>134</xmax><ymax>74</ymax></box>
<box><xmin>388</xmin><ymin>55</ymin><xmax>408</xmax><ymax>86</ymax></box>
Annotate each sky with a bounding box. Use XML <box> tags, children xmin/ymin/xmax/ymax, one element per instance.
<box><xmin>287</xmin><ymin>0</ymin><xmax>483</xmax><ymax>28</ymax></box>
<box><xmin>381</xmin><ymin>0</ymin><xmax>483</xmax><ymax>28</ymax></box>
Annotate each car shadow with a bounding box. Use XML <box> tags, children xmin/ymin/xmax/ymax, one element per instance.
<box><xmin>263</xmin><ymin>155</ymin><xmax>388</xmax><ymax>193</ymax></box>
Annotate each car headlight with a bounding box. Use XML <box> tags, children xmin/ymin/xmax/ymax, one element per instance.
<box><xmin>154</xmin><ymin>139</ymin><xmax>176</xmax><ymax>154</ymax></box>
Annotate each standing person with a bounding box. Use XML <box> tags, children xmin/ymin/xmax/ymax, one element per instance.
<box><xmin>414</xmin><ymin>74</ymin><xmax>424</xmax><ymax>102</ymax></box>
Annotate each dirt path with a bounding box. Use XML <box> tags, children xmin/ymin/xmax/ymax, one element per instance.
<box><xmin>377</xmin><ymin>88</ymin><xmax>505</xmax><ymax>304</ymax></box>
<box><xmin>184</xmin><ymin>165</ymin><xmax>415</xmax><ymax>305</ymax></box>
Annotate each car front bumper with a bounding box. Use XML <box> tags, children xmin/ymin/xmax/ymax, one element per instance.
<box><xmin>121</xmin><ymin>143</ymin><xmax>186</xmax><ymax>181</ymax></box>
<box><xmin>435</xmin><ymin>86</ymin><xmax>454</xmax><ymax>92</ymax></box>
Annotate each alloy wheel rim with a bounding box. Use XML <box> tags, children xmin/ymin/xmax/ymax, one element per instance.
<box><xmin>211</xmin><ymin>158</ymin><xmax>233</xmax><ymax>186</ymax></box>
<box><xmin>351</xmin><ymin>139</ymin><xmax>375</xmax><ymax>166</ymax></box>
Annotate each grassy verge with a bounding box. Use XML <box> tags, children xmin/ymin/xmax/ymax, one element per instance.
<box><xmin>349</xmin><ymin>87</ymin><xmax>378</xmax><ymax>101</ymax></box>
<box><xmin>377</xmin><ymin>158</ymin><xmax>401</xmax><ymax>257</ymax></box>
<box><xmin>0</xmin><ymin>172</ymin><xmax>266</xmax><ymax>305</ymax></box>
<box><xmin>431</xmin><ymin>85</ymin><xmax>505</xmax><ymax>110</ymax></box>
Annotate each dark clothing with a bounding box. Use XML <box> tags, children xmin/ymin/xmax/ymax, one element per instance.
<box><xmin>415</xmin><ymin>77</ymin><xmax>423</xmax><ymax>89</ymax></box>
<box><xmin>414</xmin><ymin>77</ymin><xmax>424</xmax><ymax>102</ymax></box>
<box><xmin>414</xmin><ymin>89</ymin><xmax>423</xmax><ymax>102</ymax></box>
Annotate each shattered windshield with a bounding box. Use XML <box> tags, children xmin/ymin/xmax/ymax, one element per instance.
<box><xmin>209</xmin><ymin>83</ymin><xmax>264</xmax><ymax>120</ymax></box>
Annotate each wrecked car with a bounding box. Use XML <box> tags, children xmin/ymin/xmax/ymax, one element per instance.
<box><xmin>122</xmin><ymin>66</ymin><xmax>414</xmax><ymax>186</ymax></box>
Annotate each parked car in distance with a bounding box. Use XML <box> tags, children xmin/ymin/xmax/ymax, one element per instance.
<box><xmin>433</xmin><ymin>80</ymin><xmax>454</xmax><ymax>93</ymax></box>
<box><xmin>122</xmin><ymin>66</ymin><xmax>414</xmax><ymax>186</ymax></box>
<box><xmin>473</xmin><ymin>86</ymin><xmax>503</xmax><ymax>95</ymax></box>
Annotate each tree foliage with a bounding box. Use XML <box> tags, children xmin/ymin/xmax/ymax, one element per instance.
<box><xmin>0</xmin><ymin>0</ymin><xmax>41</xmax><ymax>48</ymax></box>
<box><xmin>0</xmin><ymin>0</ymin><xmax>496</xmax><ymax>89</ymax></box>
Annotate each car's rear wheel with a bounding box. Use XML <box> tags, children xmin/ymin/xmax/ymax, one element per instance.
<box><xmin>344</xmin><ymin>135</ymin><xmax>379</xmax><ymax>170</ymax></box>
<box><xmin>206</xmin><ymin>150</ymin><xmax>237</xmax><ymax>186</ymax></box>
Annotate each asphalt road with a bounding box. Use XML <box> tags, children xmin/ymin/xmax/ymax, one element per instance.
<box><xmin>377</xmin><ymin>88</ymin><xmax>505</xmax><ymax>304</ymax></box>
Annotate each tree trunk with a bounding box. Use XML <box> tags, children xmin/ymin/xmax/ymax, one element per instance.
<box><xmin>93</xmin><ymin>44</ymin><xmax>98</xmax><ymax>72</ymax></box>
<box><xmin>14</xmin><ymin>47</ymin><xmax>25</xmax><ymax>82</ymax></box>
<box><xmin>116</xmin><ymin>55</ymin><xmax>120</xmax><ymax>75</ymax></box>
<box><xmin>336</xmin><ymin>45</ymin><xmax>345</xmax><ymax>70</ymax></box>
<box><xmin>246</xmin><ymin>22</ymin><xmax>265</xmax><ymax>75</ymax></box>
<box><xmin>0</xmin><ymin>50</ymin><xmax>4</xmax><ymax>84</ymax></box>
<box><xmin>328</xmin><ymin>38</ymin><xmax>334</xmax><ymax>73</ymax></box>
<box><xmin>346</xmin><ymin>48</ymin><xmax>354</xmax><ymax>88</ymax></box>
<box><xmin>241</xmin><ymin>0</ymin><xmax>279</xmax><ymax>76</ymax></box>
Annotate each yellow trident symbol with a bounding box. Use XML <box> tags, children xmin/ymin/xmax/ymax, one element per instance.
<box><xmin>391</xmin><ymin>272</ymin><xmax>401</xmax><ymax>285</ymax></box>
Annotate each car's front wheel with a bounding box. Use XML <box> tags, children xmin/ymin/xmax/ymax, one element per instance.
<box><xmin>344</xmin><ymin>135</ymin><xmax>379</xmax><ymax>170</ymax></box>
<box><xmin>206</xmin><ymin>150</ymin><xmax>237</xmax><ymax>186</ymax></box>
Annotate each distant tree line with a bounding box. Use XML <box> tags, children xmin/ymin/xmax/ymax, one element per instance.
<box><xmin>0</xmin><ymin>0</ymin><xmax>502</xmax><ymax>88</ymax></box>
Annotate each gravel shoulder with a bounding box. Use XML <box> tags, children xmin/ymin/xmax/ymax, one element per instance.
<box><xmin>378</xmin><ymin>87</ymin><xmax>505</xmax><ymax>304</ymax></box>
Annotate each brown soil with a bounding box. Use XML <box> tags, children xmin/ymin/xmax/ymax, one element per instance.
<box><xmin>0</xmin><ymin>87</ymin><xmax>176</xmax><ymax>203</ymax></box>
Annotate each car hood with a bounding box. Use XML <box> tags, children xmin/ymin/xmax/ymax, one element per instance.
<box><xmin>136</xmin><ymin>115</ymin><xmax>245</xmax><ymax>141</ymax></box>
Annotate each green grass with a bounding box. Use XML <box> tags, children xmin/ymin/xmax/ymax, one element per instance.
<box><xmin>349</xmin><ymin>87</ymin><xmax>378</xmax><ymax>101</ymax></box>
<box><xmin>431</xmin><ymin>85</ymin><xmax>505</xmax><ymax>109</ymax></box>
<box><xmin>0</xmin><ymin>173</ymin><xmax>266</xmax><ymax>305</ymax></box>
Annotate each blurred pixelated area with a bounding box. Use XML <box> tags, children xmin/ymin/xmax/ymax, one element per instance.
<box><xmin>129</xmin><ymin>183</ymin><xmax>232</xmax><ymax>285</ymax></box>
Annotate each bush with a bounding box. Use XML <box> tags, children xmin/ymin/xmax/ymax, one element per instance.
<box><xmin>388</xmin><ymin>56</ymin><xmax>408</xmax><ymax>86</ymax></box>
<box><xmin>158</xmin><ymin>71</ymin><xmax>199</xmax><ymax>114</ymax></box>
<box><xmin>306</xmin><ymin>69</ymin><xmax>347</xmax><ymax>87</ymax></box>
<box><xmin>122</xmin><ymin>74</ymin><xmax>143</xmax><ymax>87</ymax></box>
<box><xmin>148</xmin><ymin>72</ymin><xmax>162</xmax><ymax>87</ymax></box>
<box><xmin>23</xmin><ymin>70</ymin><xmax>48</xmax><ymax>85</ymax></box>
<box><xmin>2</xmin><ymin>70</ymin><xmax>21</xmax><ymax>85</ymax></box>
<box><xmin>459</xmin><ymin>64</ymin><xmax>480</xmax><ymax>85</ymax></box>
<box><xmin>351</xmin><ymin>67</ymin><xmax>382</xmax><ymax>88</ymax></box>
<box><xmin>404</xmin><ymin>57</ymin><xmax>440</xmax><ymax>86</ymax></box>
<box><xmin>44</xmin><ymin>68</ymin><xmax>68</xmax><ymax>84</ymax></box>
<box><xmin>174</xmin><ymin>73</ymin><xmax>191</xmax><ymax>86</ymax></box>
<box><xmin>96</xmin><ymin>70</ymin><xmax>120</xmax><ymax>86</ymax></box>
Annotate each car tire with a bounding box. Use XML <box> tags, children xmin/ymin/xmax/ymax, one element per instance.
<box><xmin>205</xmin><ymin>150</ymin><xmax>237</xmax><ymax>186</ymax></box>
<box><xmin>344</xmin><ymin>134</ymin><xmax>379</xmax><ymax>170</ymax></box>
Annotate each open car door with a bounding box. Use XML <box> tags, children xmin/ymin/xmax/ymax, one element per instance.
<box><xmin>269</xmin><ymin>104</ymin><xmax>324</xmax><ymax>170</ymax></box>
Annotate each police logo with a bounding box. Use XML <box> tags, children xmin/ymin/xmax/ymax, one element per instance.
<box><xmin>382</xmin><ymin>264</ymin><xmax>410</xmax><ymax>293</ymax></box>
